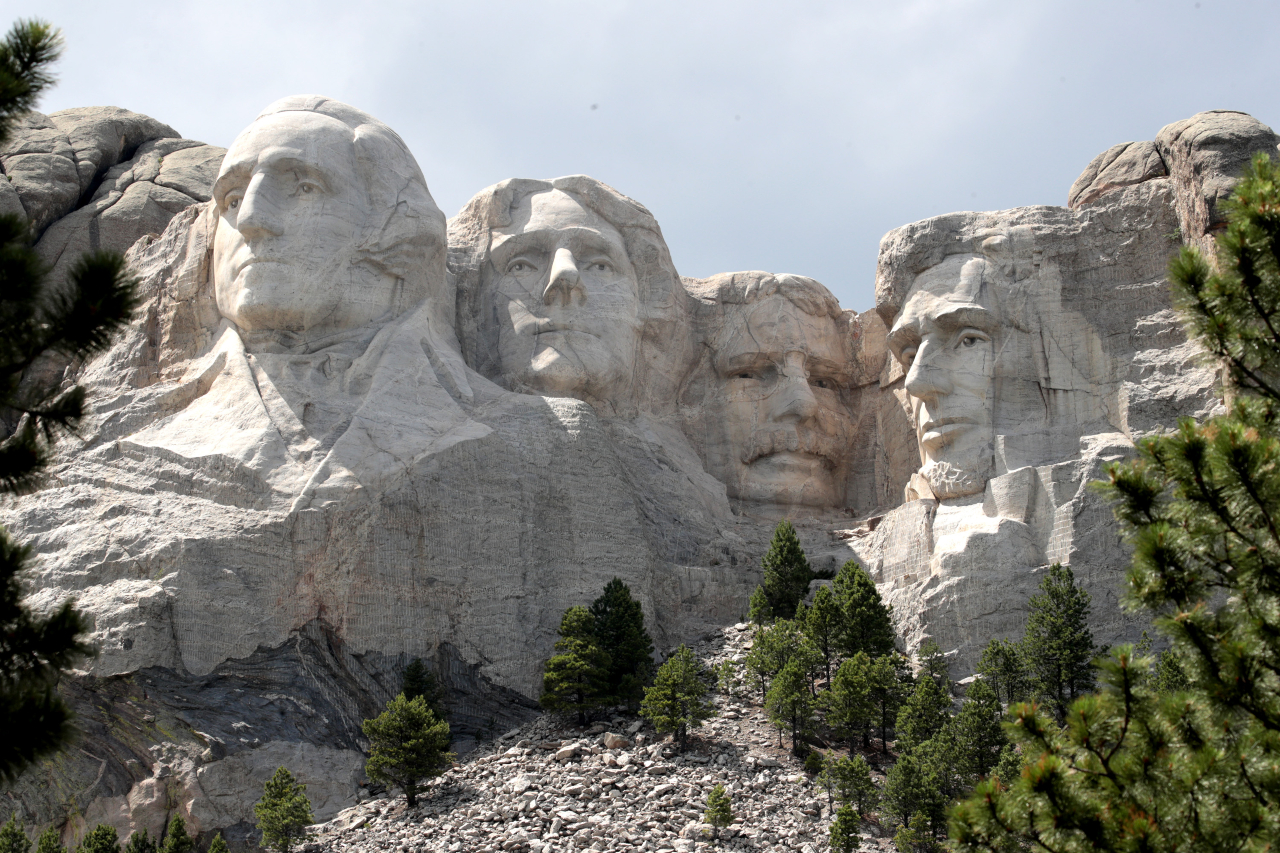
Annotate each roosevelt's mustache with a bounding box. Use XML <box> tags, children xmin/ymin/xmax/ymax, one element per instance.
<box><xmin>741</xmin><ymin>425</ymin><xmax>847</xmax><ymax>468</ymax></box>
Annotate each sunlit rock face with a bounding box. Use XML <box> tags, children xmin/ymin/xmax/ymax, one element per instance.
<box><xmin>449</xmin><ymin>175</ymin><xmax>694</xmax><ymax>418</ymax></box>
<box><xmin>2</xmin><ymin>101</ymin><xmax>1274</xmax><ymax>846</ymax></box>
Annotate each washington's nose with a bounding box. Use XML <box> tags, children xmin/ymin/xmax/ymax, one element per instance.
<box><xmin>903</xmin><ymin>339</ymin><xmax>951</xmax><ymax>401</ymax></box>
<box><xmin>543</xmin><ymin>247</ymin><xmax>586</xmax><ymax>307</ymax></box>
<box><xmin>236</xmin><ymin>174</ymin><xmax>283</xmax><ymax>242</ymax></box>
<box><xmin>770</xmin><ymin>353</ymin><xmax>819</xmax><ymax>423</ymax></box>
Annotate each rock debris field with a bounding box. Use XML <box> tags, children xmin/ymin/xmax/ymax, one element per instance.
<box><xmin>308</xmin><ymin>624</ymin><xmax>893</xmax><ymax>853</ymax></box>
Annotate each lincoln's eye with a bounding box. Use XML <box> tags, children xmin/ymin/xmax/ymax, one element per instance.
<box><xmin>812</xmin><ymin>379</ymin><xmax>830</xmax><ymax>389</ymax></box>
<box><xmin>736</xmin><ymin>372</ymin><xmax>754</xmax><ymax>380</ymax></box>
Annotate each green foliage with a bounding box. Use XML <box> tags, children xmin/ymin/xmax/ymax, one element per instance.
<box><xmin>539</xmin><ymin>606</ymin><xmax>612</xmax><ymax>724</ymax></box>
<box><xmin>743</xmin><ymin>619</ymin><xmax>803</xmax><ymax>703</ymax></box>
<box><xmin>950</xmin><ymin>152</ymin><xmax>1280</xmax><ymax>853</ymax></box>
<box><xmin>832</xmin><ymin>560</ymin><xmax>896</xmax><ymax>659</ymax></box>
<box><xmin>205</xmin><ymin>837</ymin><xmax>227</xmax><ymax>853</ymax></box>
<box><xmin>401</xmin><ymin>658</ymin><xmax>445</xmax><ymax>717</ymax></box>
<box><xmin>0</xmin><ymin>18</ymin><xmax>139</xmax><ymax>785</ymax></box>
<box><xmin>747</xmin><ymin>585</ymin><xmax>773</xmax><ymax>625</ymax></box>
<box><xmin>803</xmin><ymin>584</ymin><xmax>845</xmax><ymax>683</ymax></box>
<box><xmin>759</xmin><ymin>520</ymin><xmax>814</xmax><ymax>620</ymax></box>
<box><xmin>253</xmin><ymin>766</ymin><xmax>315</xmax><ymax>853</ymax></box>
<box><xmin>895</xmin><ymin>674</ymin><xmax>951</xmax><ymax>753</ymax></box>
<box><xmin>867</xmin><ymin>653</ymin><xmax>907</xmax><ymax>752</ymax></box>
<box><xmin>825</xmin><ymin>652</ymin><xmax>873</xmax><ymax>749</ymax></box>
<box><xmin>74</xmin><ymin>826</ymin><xmax>117</xmax><ymax>853</ymax></box>
<box><xmin>818</xmin><ymin>753</ymin><xmax>878</xmax><ymax>815</ymax></box>
<box><xmin>157</xmin><ymin>817</ymin><xmax>192</xmax><ymax>853</ymax></box>
<box><xmin>0</xmin><ymin>816</ymin><xmax>27</xmax><ymax>853</ymax></box>
<box><xmin>803</xmin><ymin>750</ymin><xmax>824</xmax><ymax>775</ymax></box>
<box><xmin>640</xmin><ymin>645</ymin><xmax>716</xmax><ymax>751</ymax></box>
<box><xmin>975</xmin><ymin>638</ymin><xmax>1027</xmax><ymax>706</ymax></box>
<box><xmin>948</xmin><ymin>680</ymin><xmax>1006</xmax><ymax>781</ymax></box>
<box><xmin>362</xmin><ymin>694</ymin><xmax>454</xmax><ymax>807</ymax></box>
<box><xmin>33</xmin><ymin>829</ymin><xmax>61</xmax><ymax>853</ymax></box>
<box><xmin>893</xmin><ymin>812</ymin><xmax>935</xmax><ymax>853</ymax></box>
<box><xmin>915</xmin><ymin>640</ymin><xmax>949</xmax><ymax>688</ymax></box>
<box><xmin>829</xmin><ymin>804</ymin><xmax>861</xmax><ymax>853</ymax></box>
<box><xmin>714</xmin><ymin>659</ymin><xmax>741</xmax><ymax>698</ymax></box>
<box><xmin>588</xmin><ymin>578</ymin><xmax>655</xmax><ymax>706</ymax></box>
<box><xmin>883</xmin><ymin>751</ymin><xmax>946</xmax><ymax>840</ymax></box>
<box><xmin>765</xmin><ymin>657</ymin><xmax>815</xmax><ymax>753</ymax></box>
<box><xmin>1020</xmin><ymin>564</ymin><xmax>1098</xmax><ymax>723</ymax></box>
<box><xmin>121</xmin><ymin>829</ymin><xmax>153</xmax><ymax>853</ymax></box>
<box><xmin>703</xmin><ymin>783</ymin><xmax>733</xmax><ymax>841</ymax></box>
<box><xmin>0</xmin><ymin>20</ymin><xmax>62</xmax><ymax>147</ymax></box>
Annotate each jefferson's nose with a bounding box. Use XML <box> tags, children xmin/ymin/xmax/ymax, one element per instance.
<box><xmin>236</xmin><ymin>173</ymin><xmax>283</xmax><ymax>242</ymax></box>
<box><xmin>903</xmin><ymin>339</ymin><xmax>952</xmax><ymax>402</ymax></box>
<box><xmin>543</xmin><ymin>247</ymin><xmax>586</xmax><ymax>307</ymax></box>
<box><xmin>769</xmin><ymin>353</ymin><xmax>819</xmax><ymax>423</ymax></box>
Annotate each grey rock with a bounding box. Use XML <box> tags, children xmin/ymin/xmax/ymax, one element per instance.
<box><xmin>1068</xmin><ymin>140</ymin><xmax>1166</xmax><ymax>208</ymax></box>
<box><xmin>47</xmin><ymin>106</ymin><xmax>180</xmax><ymax>195</ymax></box>
<box><xmin>0</xmin><ymin>111</ymin><xmax>80</xmax><ymax>234</ymax></box>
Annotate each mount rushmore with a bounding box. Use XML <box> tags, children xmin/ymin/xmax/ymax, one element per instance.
<box><xmin>0</xmin><ymin>96</ymin><xmax>1274</xmax><ymax>842</ymax></box>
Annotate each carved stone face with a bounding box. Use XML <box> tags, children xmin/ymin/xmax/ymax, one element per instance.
<box><xmin>213</xmin><ymin>111</ymin><xmax>397</xmax><ymax>336</ymax></box>
<box><xmin>707</xmin><ymin>295</ymin><xmax>851</xmax><ymax>507</ymax></box>
<box><xmin>888</xmin><ymin>254</ymin><xmax>997</xmax><ymax>500</ymax></box>
<box><xmin>485</xmin><ymin>189</ymin><xmax>642</xmax><ymax>405</ymax></box>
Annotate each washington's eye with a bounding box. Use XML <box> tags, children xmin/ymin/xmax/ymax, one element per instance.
<box><xmin>228</xmin><ymin>198</ymin><xmax>239</xmax><ymax>210</ymax></box>
<box><xmin>960</xmin><ymin>334</ymin><xmax>985</xmax><ymax>348</ymax></box>
<box><xmin>899</xmin><ymin>347</ymin><xmax>917</xmax><ymax>365</ymax></box>
<box><xmin>301</xmin><ymin>184</ymin><xmax>313</xmax><ymax>194</ymax></box>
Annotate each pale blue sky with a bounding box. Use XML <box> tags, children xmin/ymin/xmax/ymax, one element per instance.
<box><xmin>24</xmin><ymin>0</ymin><xmax>1280</xmax><ymax>313</ymax></box>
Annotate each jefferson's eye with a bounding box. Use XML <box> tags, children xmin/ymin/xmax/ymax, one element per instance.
<box><xmin>960</xmin><ymin>335</ymin><xmax>982</xmax><ymax>347</ymax></box>
<box><xmin>591</xmin><ymin>262</ymin><xmax>612</xmax><ymax>272</ymax></box>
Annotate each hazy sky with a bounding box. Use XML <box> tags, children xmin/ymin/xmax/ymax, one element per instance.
<box><xmin>25</xmin><ymin>0</ymin><xmax>1280</xmax><ymax>313</ymax></box>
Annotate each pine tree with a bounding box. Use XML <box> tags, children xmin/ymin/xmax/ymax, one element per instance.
<box><xmin>640</xmin><ymin>645</ymin><xmax>716</xmax><ymax>751</ymax></box>
<box><xmin>1020</xmin><ymin>564</ymin><xmax>1097</xmax><ymax>723</ymax></box>
<box><xmin>948</xmin><ymin>680</ymin><xmax>1006</xmax><ymax>782</ymax></box>
<box><xmin>759</xmin><ymin>520</ymin><xmax>814</xmax><ymax>620</ymax></box>
<box><xmin>157</xmin><ymin>817</ymin><xmax>192</xmax><ymax>853</ymax></box>
<box><xmin>915</xmin><ymin>641</ymin><xmax>949</xmax><ymax>690</ymax></box>
<box><xmin>895</xmin><ymin>673</ymin><xmax>951</xmax><ymax>753</ymax></box>
<box><xmin>825</xmin><ymin>652</ymin><xmax>873</xmax><ymax>750</ymax></box>
<box><xmin>588</xmin><ymin>578</ymin><xmax>655</xmax><ymax>706</ymax></box>
<box><xmin>33</xmin><ymin>829</ymin><xmax>61</xmax><ymax>853</ymax></box>
<box><xmin>253</xmin><ymin>767</ymin><xmax>315</xmax><ymax>853</ymax></box>
<box><xmin>867</xmin><ymin>653</ymin><xmax>906</xmax><ymax>752</ymax></box>
<box><xmin>829</xmin><ymin>804</ymin><xmax>861</xmax><ymax>853</ymax></box>
<box><xmin>121</xmin><ymin>830</ymin><xmax>154</xmax><ymax>853</ymax></box>
<box><xmin>743</xmin><ymin>619</ymin><xmax>803</xmax><ymax>703</ymax></box>
<box><xmin>703</xmin><ymin>783</ymin><xmax>733</xmax><ymax>843</ymax></box>
<box><xmin>883</xmin><ymin>752</ymin><xmax>946</xmax><ymax>840</ymax></box>
<box><xmin>818</xmin><ymin>753</ymin><xmax>878</xmax><ymax>815</ymax></box>
<box><xmin>832</xmin><ymin>561</ymin><xmax>896</xmax><ymax>659</ymax></box>
<box><xmin>974</xmin><ymin>638</ymin><xmax>1027</xmax><ymax>707</ymax></box>
<box><xmin>401</xmin><ymin>658</ymin><xmax>445</xmax><ymax>718</ymax></box>
<box><xmin>205</xmin><ymin>837</ymin><xmax>226</xmax><ymax>853</ymax></box>
<box><xmin>74</xmin><ymin>826</ymin><xmax>117</xmax><ymax>853</ymax></box>
<box><xmin>0</xmin><ymin>18</ymin><xmax>138</xmax><ymax>785</ymax></box>
<box><xmin>362</xmin><ymin>694</ymin><xmax>454</xmax><ymax>807</ymax></box>
<box><xmin>950</xmin><ymin>153</ymin><xmax>1280</xmax><ymax>853</ymax></box>
<box><xmin>893</xmin><ymin>812</ymin><xmax>935</xmax><ymax>853</ymax></box>
<box><xmin>747</xmin><ymin>585</ymin><xmax>773</xmax><ymax>625</ymax></box>
<box><xmin>540</xmin><ymin>606</ymin><xmax>611</xmax><ymax>724</ymax></box>
<box><xmin>803</xmin><ymin>584</ymin><xmax>845</xmax><ymax>683</ymax></box>
<box><xmin>765</xmin><ymin>657</ymin><xmax>814</xmax><ymax>754</ymax></box>
<box><xmin>0</xmin><ymin>816</ymin><xmax>27</xmax><ymax>853</ymax></box>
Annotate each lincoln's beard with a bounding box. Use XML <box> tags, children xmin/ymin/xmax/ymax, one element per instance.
<box><xmin>921</xmin><ymin>457</ymin><xmax>991</xmax><ymax>500</ymax></box>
